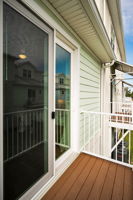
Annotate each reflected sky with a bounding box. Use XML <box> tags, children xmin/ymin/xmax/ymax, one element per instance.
<box><xmin>56</xmin><ymin>45</ymin><xmax>70</xmax><ymax>75</ymax></box>
<box><xmin>3</xmin><ymin>4</ymin><xmax>48</xmax><ymax>72</ymax></box>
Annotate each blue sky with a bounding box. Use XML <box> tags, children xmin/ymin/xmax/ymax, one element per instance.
<box><xmin>121</xmin><ymin>0</ymin><xmax>133</xmax><ymax>86</ymax></box>
<box><xmin>121</xmin><ymin>0</ymin><xmax>133</xmax><ymax>64</ymax></box>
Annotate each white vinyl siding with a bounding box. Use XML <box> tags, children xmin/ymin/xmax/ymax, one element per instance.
<box><xmin>80</xmin><ymin>48</ymin><xmax>101</xmax><ymax>149</ymax></box>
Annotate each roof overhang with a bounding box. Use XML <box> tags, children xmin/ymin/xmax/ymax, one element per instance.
<box><xmin>122</xmin><ymin>81</ymin><xmax>133</xmax><ymax>88</ymax></box>
<box><xmin>114</xmin><ymin>60</ymin><xmax>133</xmax><ymax>75</ymax></box>
<box><xmin>40</xmin><ymin>0</ymin><xmax>116</xmax><ymax>62</ymax></box>
<box><xmin>107</xmin><ymin>0</ymin><xmax>126</xmax><ymax>61</ymax></box>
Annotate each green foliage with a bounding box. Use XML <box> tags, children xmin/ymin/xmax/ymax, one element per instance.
<box><xmin>125</xmin><ymin>87</ymin><xmax>133</xmax><ymax>98</ymax></box>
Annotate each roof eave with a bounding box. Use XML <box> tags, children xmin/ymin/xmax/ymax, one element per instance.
<box><xmin>107</xmin><ymin>0</ymin><xmax>126</xmax><ymax>62</ymax></box>
<box><xmin>80</xmin><ymin>0</ymin><xmax>116</xmax><ymax>61</ymax></box>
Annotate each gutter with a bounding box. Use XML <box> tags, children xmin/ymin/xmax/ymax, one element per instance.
<box><xmin>80</xmin><ymin>0</ymin><xmax>116</xmax><ymax>61</ymax></box>
<box><xmin>107</xmin><ymin>0</ymin><xmax>126</xmax><ymax>61</ymax></box>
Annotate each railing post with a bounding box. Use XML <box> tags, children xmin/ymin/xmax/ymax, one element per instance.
<box><xmin>132</xmin><ymin>102</ymin><xmax>133</xmax><ymax>123</ymax></box>
<box><xmin>83</xmin><ymin>112</ymin><xmax>85</xmax><ymax>151</ymax></box>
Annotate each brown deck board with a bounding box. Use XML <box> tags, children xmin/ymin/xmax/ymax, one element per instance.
<box><xmin>42</xmin><ymin>153</ymin><xmax>85</xmax><ymax>200</ymax></box>
<box><xmin>123</xmin><ymin>167</ymin><xmax>133</xmax><ymax>200</ymax></box>
<box><xmin>88</xmin><ymin>160</ymin><xmax>110</xmax><ymax>200</ymax></box>
<box><xmin>76</xmin><ymin>157</ymin><xmax>103</xmax><ymax>200</ymax></box>
<box><xmin>53</xmin><ymin>154</ymin><xmax>90</xmax><ymax>200</ymax></box>
<box><xmin>100</xmin><ymin>163</ymin><xmax>117</xmax><ymax>200</ymax></box>
<box><xmin>64</xmin><ymin>156</ymin><xmax>96</xmax><ymax>200</ymax></box>
<box><xmin>111</xmin><ymin>165</ymin><xmax>125</xmax><ymax>200</ymax></box>
<box><xmin>42</xmin><ymin>153</ymin><xmax>133</xmax><ymax>200</ymax></box>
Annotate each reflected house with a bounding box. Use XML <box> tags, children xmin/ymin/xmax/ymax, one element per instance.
<box><xmin>4</xmin><ymin>54</ymin><xmax>46</xmax><ymax>113</ymax></box>
<box><xmin>4</xmin><ymin>55</ymin><xmax>46</xmax><ymax>161</ymax></box>
<box><xmin>56</xmin><ymin>73</ymin><xmax>70</xmax><ymax>109</ymax></box>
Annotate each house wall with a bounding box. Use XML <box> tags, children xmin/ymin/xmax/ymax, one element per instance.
<box><xmin>95</xmin><ymin>0</ymin><xmax>121</xmax><ymax>59</ymax></box>
<box><xmin>80</xmin><ymin>47</ymin><xmax>101</xmax><ymax>149</ymax></box>
<box><xmin>95</xmin><ymin>0</ymin><xmax>124</xmax><ymax>107</ymax></box>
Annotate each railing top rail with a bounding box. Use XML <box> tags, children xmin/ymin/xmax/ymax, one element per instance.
<box><xmin>110</xmin><ymin>102</ymin><xmax>133</xmax><ymax>104</ymax></box>
<box><xmin>80</xmin><ymin>110</ymin><xmax>133</xmax><ymax>118</ymax></box>
<box><xmin>4</xmin><ymin>108</ymin><xmax>70</xmax><ymax>115</ymax></box>
<box><xmin>4</xmin><ymin>108</ymin><xmax>45</xmax><ymax>115</ymax></box>
<box><xmin>56</xmin><ymin>109</ymin><xmax>70</xmax><ymax>111</ymax></box>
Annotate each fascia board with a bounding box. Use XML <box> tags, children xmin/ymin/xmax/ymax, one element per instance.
<box><xmin>80</xmin><ymin>0</ymin><xmax>116</xmax><ymax>60</ymax></box>
<box><xmin>107</xmin><ymin>0</ymin><xmax>126</xmax><ymax>61</ymax></box>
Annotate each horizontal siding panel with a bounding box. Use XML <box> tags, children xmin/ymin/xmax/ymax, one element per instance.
<box><xmin>80</xmin><ymin>49</ymin><xmax>101</xmax><ymax>69</ymax></box>
<box><xmin>80</xmin><ymin>92</ymin><xmax>100</xmax><ymax>99</ymax></box>
<box><xmin>80</xmin><ymin>48</ymin><xmax>101</xmax><ymax>149</ymax></box>
<box><xmin>80</xmin><ymin>70</ymin><xmax>100</xmax><ymax>83</ymax></box>
<box><xmin>80</xmin><ymin>85</ymin><xmax>100</xmax><ymax>93</ymax></box>
<box><xmin>80</xmin><ymin>77</ymin><xmax>100</xmax><ymax>87</ymax></box>
<box><xmin>80</xmin><ymin>104</ymin><xmax>100</xmax><ymax>111</ymax></box>
<box><xmin>80</xmin><ymin>56</ymin><xmax>100</xmax><ymax>74</ymax></box>
<box><xmin>80</xmin><ymin>63</ymin><xmax>100</xmax><ymax>78</ymax></box>
<box><xmin>80</xmin><ymin>99</ymin><xmax>100</xmax><ymax>106</ymax></box>
<box><xmin>80</xmin><ymin>59</ymin><xmax>100</xmax><ymax>75</ymax></box>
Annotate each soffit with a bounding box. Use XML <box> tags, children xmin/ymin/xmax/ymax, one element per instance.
<box><xmin>45</xmin><ymin>0</ymin><xmax>115</xmax><ymax>62</ymax></box>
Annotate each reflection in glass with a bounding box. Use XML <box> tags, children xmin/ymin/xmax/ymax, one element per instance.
<box><xmin>3</xmin><ymin>4</ymin><xmax>48</xmax><ymax>200</ymax></box>
<box><xmin>55</xmin><ymin>45</ymin><xmax>71</xmax><ymax>159</ymax></box>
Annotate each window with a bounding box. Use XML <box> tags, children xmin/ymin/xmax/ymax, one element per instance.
<box><xmin>23</xmin><ymin>69</ymin><xmax>32</xmax><ymax>79</ymax></box>
<box><xmin>23</xmin><ymin>69</ymin><xmax>27</xmax><ymax>78</ymax></box>
<box><xmin>28</xmin><ymin>70</ymin><xmax>31</xmax><ymax>79</ymax></box>
<box><xmin>61</xmin><ymin>90</ymin><xmax>65</xmax><ymax>94</ymax></box>
<box><xmin>111</xmin><ymin>25</ymin><xmax>115</xmax><ymax>51</ymax></box>
<box><xmin>28</xmin><ymin>89</ymin><xmax>36</xmax><ymax>98</ymax></box>
<box><xmin>55</xmin><ymin>44</ymin><xmax>71</xmax><ymax>159</ymax></box>
<box><xmin>59</xmin><ymin>78</ymin><xmax>64</xmax><ymax>84</ymax></box>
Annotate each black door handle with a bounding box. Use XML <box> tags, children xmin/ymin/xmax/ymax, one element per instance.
<box><xmin>51</xmin><ymin>111</ymin><xmax>55</xmax><ymax>119</ymax></box>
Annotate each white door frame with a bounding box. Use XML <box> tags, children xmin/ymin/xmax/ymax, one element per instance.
<box><xmin>55</xmin><ymin>36</ymin><xmax>80</xmax><ymax>168</ymax></box>
<box><xmin>1</xmin><ymin>1</ymin><xmax>55</xmax><ymax>199</ymax></box>
<box><xmin>55</xmin><ymin>38</ymin><xmax>73</xmax><ymax>166</ymax></box>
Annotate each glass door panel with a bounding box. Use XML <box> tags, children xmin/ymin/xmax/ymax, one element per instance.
<box><xmin>3</xmin><ymin>3</ymin><xmax>50</xmax><ymax>200</ymax></box>
<box><xmin>55</xmin><ymin>44</ymin><xmax>71</xmax><ymax>159</ymax></box>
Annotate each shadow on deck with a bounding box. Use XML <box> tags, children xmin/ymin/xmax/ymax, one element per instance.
<box><xmin>42</xmin><ymin>153</ymin><xmax>133</xmax><ymax>200</ymax></box>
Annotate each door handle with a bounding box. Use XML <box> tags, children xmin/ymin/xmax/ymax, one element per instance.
<box><xmin>51</xmin><ymin>111</ymin><xmax>55</xmax><ymax>119</ymax></box>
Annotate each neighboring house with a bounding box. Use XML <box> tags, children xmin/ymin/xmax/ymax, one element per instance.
<box><xmin>0</xmin><ymin>0</ymin><xmax>133</xmax><ymax>200</ymax></box>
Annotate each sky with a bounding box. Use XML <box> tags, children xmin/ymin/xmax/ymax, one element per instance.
<box><xmin>121</xmin><ymin>0</ymin><xmax>133</xmax><ymax>87</ymax></box>
<box><xmin>121</xmin><ymin>0</ymin><xmax>133</xmax><ymax>64</ymax></box>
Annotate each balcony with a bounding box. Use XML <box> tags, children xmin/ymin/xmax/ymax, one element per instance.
<box><xmin>80</xmin><ymin>111</ymin><xmax>133</xmax><ymax>167</ymax></box>
<box><xmin>111</xmin><ymin>101</ymin><xmax>133</xmax><ymax>115</ymax></box>
<box><xmin>4</xmin><ymin>107</ymin><xmax>133</xmax><ymax>200</ymax></box>
<box><xmin>42</xmin><ymin>153</ymin><xmax>133</xmax><ymax>200</ymax></box>
<box><xmin>42</xmin><ymin>109</ymin><xmax>133</xmax><ymax>200</ymax></box>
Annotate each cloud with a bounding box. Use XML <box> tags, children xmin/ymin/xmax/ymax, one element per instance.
<box><xmin>121</xmin><ymin>0</ymin><xmax>133</xmax><ymax>36</ymax></box>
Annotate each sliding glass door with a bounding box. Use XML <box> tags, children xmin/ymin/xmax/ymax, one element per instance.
<box><xmin>3</xmin><ymin>3</ymin><xmax>53</xmax><ymax>200</ymax></box>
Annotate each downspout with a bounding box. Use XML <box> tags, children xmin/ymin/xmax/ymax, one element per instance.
<box><xmin>102</xmin><ymin>59</ymin><xmax>115</xmax><ymax>68</ymax></box>
<box><xmin>102</xmin><ymin>60</ymin><xmax>115</xmax><ymax>113</ymax></box>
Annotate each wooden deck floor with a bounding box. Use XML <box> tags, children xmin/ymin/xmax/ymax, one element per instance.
<box><xmin>42</xmin><ymin>153</ymin><xmax>133</xmax><ymax>200</ymax></box>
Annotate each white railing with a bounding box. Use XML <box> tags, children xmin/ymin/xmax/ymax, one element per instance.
<box><xmin>4</xmin><ymin>108</ymin><xmax>46</xmax><ymax>162</ymax></box>
<box><xmin>80</xmin><ymin>111</ymin><xmax>133</xmax><ymax>167</ymax></box>
<box><xmin>4</xmin><ymin>108</ymin><xmax>70</xmax><ymax>162</ymax></box>
<box><xmin>111</xmin><ymin>101</ymin><xmax>133</xmax><ymax>115</ymax></box>
<box><xmin>55</xmin><ymin>109</ymin><xmax>70</xmax><ymax>149</ymax></box>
